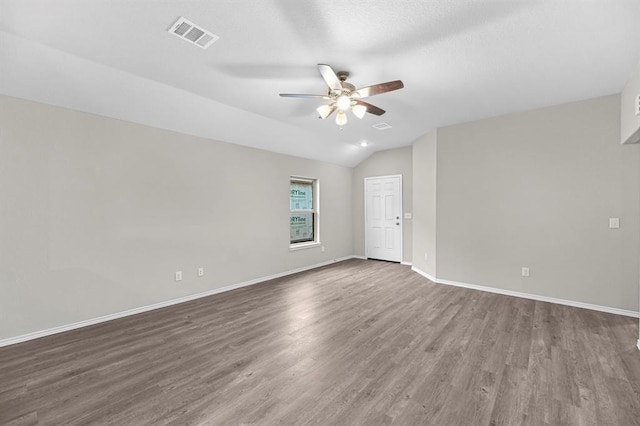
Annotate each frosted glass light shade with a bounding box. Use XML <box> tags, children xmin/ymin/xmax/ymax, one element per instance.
<box><xmin>351</xmin><ymin>104</ymin><xmax>367</xmax><ymax>119</ymax></box>
<box><xmin>336</xmin><ymin>111</ymin><xmax>347</xmax><ymax>126</ymax></box>
<box><xmin>336</xmin><ymin>95</ymin><xmax>351</xmax><ymax>111</ymax></box>
<box><xmin>316</xmin><ymin>104</ymin><xmax>333</xmax><ymax>119</ymax></box>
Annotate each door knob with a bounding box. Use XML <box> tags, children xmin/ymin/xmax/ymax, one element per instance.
<box><xmin>396</xmin><ymin>222</ymin><xmax>400</xmax><ymax>225</ymax></box>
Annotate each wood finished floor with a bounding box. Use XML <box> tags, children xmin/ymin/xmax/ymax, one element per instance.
<box><xmin>1</xmin><ymin>259</ymin><xmax>639</xmax><ymax>425</ymax></box>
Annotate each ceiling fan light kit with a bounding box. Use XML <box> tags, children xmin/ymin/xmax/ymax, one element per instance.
<box><xmin>280</xmin><ymin>64</ymin><xmax>404</xmax><ymax>126</ymax></box>
<box><xmin>336</xmin><ymin>95</ymin><xmax>351</xmax><ymax>111</ymax></box>
<box><xmin>352</xmin><ymin>104</ymin><xmax>367</xmax><ymax>119</ymax></box>
<box><xmin>316</xmin><ymin>104</ymin><xmax>335</xmax><ymax>120</ymax></box>
<box><xmin>336</xmin><ymin>111</ymin><xmax>348</xmax><ymax>126</ymax></box>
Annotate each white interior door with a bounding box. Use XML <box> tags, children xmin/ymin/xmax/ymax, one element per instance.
<box><xmin>365</xmin><ymin>175</ymin><xmax>402</xmax><ymax>262</ymax></box>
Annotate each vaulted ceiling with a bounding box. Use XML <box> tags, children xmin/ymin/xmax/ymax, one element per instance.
<box><xmin>1</xmin><ymin>1</ymin><xmax>639</xmax><ymax>166</ymax></box>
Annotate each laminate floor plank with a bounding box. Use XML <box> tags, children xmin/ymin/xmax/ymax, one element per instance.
<box><xmin>0</xmin><ymin>259</ymin><xmax>639</xmax><ymax>425</ymax></box>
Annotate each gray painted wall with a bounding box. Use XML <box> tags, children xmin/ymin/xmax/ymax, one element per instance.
<box><xmin>621</xmin><ymin>61</ymin><xmax>640</xmax><ymax>342</ymax></box>
<box><xmin>352</xmin><ymin>147</ymin><xmax>413</xmax><ymax>262</ymax></box>
<box><xmin>3</xmin><ymin>92</ymin><xmax>639</xmax><ymax>343</ymax></box>
<box><xmin>434</xmin><ymin>94</ymin><xmax>640</xmax><ymax>311</ymax></box>
<box><xmin>623</xmin><ymin>61</ymin><xmax>640</xmax><ymax>344</ymax></box>
<box><xmin>0</xmin><ymin>95</ymin><xmax>354</xmax><ymax>340</ymax></box>
<box><xmin>412</xmin><ymin>131</ymin><xmax>437</xmax><ymax>277</ymax></box>
<box><xmin>621</xmin><ymin>60</ymin><xmax>640</xmax><ymax>144</ymax></box>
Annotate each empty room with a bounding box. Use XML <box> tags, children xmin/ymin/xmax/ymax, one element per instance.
<box><xmin>1</xmin><ymin>1</ymin><xmax>640</xmax><ymax>424</ymax></box>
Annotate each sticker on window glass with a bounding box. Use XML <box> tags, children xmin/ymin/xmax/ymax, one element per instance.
<box><xmin>290</xmin><ymin>182</ymin><xmax>313</xmax><ymax>210</ymax></box>
<box><xmin>290</xmin><ymin>212</ymin><xmax>314</xmax><ymax>243</ymax></box>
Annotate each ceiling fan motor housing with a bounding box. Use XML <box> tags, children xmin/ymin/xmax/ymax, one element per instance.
<box><xmin>336</xmin><ymin>71</ymin><xmax>355</xmax><ymax>94</ymax></box>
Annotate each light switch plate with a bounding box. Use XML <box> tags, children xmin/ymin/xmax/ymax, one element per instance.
<box><xmin>609</xmin><ymin>218</ymin><xmax>620</xmax><ymax>229</ymax></box>
<box><xmin>636</xmin><ymin>94</ymin><xmax>640</xmax><ymax>116</ymax></box>
<box><xmin>404</xmin><ymin>212</ymin><xmax>412</xmax><ymax>219</ymax></box>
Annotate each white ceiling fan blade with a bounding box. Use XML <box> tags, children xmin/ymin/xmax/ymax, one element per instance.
<box><xmin>280</xmin><ymin>93</ymin><xmax>331</xmax><ymax>99</ymax></box>
<box><xmin>318</xmin><ymin>64</ymin><xmax>343</xmax><ymax>93</ymax></box>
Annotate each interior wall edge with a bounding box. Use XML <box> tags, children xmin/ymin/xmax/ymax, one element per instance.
<box><xmin>411</xmin><ymin>265</ymin><xmax>437</xmax><ymax>283</ymax></box>
<box><xmin>0</xmin><ymin>255</ymin><xmax>357</xmax><ymax>348</ymax></box>
<box><xmin>411</xmin><ymin>266</ymin><xmax>640</xmax><ymax>319</ymax></box>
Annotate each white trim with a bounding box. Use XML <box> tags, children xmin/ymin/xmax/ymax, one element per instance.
<box><xmin>5</xmin><ymin>258</ymin><xmax>635</xmax><ymax>348</ymax></box>
<box><xmin>401</xmin><ymin>261</ymin><xmax>413</xmax><ymax>266</ymax></box>
<box><xmin>637</xmin><ymin>339</ymin><xmax>640</xmax><ymax>351</ymax></box>
<box><xmin>363</xmin><ymin>178</ymin><xmax>368</xmax><ymax>259</ymax></box>
<box><xmin>411</xmin><ymin>266</ymin><xmax>640</xmax><ymax>319</ymax></box>
<box><xmin>290</xmin><ymin>176</ymin><xmax>315</xmax><ymax>184</ymax></box>
<box><xmin>364</xmin><ymin>174</ymin><xmax>405</xmax><ymax>180</ymax></box>
<box><xmin>290</xmin><ymin>175</ymin><xmax>320</xmax><ymax>247</ymax></box>
<box><xmin>0</xmin><ymin>256</ymin><xmax>356</xmax><ymax>348</ymax></box>
<box><xmin>289</xmin><ymin>241</ymin><xmax>321</xmax><ymax>251</ymax></box>
<box><xmin>399</xmin><ymin>176</ymin><xmax>403</xmax><ymax>263</ymax></box>
<box><xmin>411</xmin><ymin>266</ymin><xmax>437</xmax><ymax>282</ymax></box>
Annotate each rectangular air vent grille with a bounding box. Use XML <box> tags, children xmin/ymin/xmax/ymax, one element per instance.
<box><xmin>373</xmin><ymin>122</ymin><xmax>393</xmax><ymax>130</ymax></box>
<box><xmin>168</xmin><ymin>17</ymin><xmax>219</xmax><ymax>49</ymax></box>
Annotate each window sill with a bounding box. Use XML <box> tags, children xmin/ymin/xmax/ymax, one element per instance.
<box><xmin>289</xmin><ymin>242</ymin><xmax>321</xmax><ymax>251</ymax></box>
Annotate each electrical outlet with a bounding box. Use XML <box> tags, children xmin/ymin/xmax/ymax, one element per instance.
<box><xmin>521</xmin><ymin>267</ymin><xmax>530</xmax><ymax>277</ymax></box>
<box><xmin>175</xmin><ymin>271</ymin><xmax>183</xmax><ymax>281</ymax></box>
<box><xmin>198</xmin><ymin>267</ymin><xmax>204</xmax><ymax>277</ymax></box>
<box><xmin>609</xmin><ymin>217</ymin><xmax>620</xmax><ymax>229</ymax></box>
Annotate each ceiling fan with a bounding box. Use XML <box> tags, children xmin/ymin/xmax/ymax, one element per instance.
<box><xmin>279</xmin><ymin>64</ymin><xmax>404</xmax><ymax>126</ymax></box>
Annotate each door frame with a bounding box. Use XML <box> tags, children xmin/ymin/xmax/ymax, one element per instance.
<box><xmin>364</xmin><ymin>174</ymin><xmax>403</xmax><ymax>262</ymax></box>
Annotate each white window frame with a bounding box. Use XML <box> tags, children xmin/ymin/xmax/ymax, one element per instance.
<box><xmin>289</xmin><ymin>176</ymin><xmax>321</xmax><ymax>251</ymax></box>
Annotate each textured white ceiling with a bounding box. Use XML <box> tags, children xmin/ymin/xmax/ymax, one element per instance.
<box><xmin>1</xmin><ymin>0</ymin><xmax>639</xmax><ymax>166</ymax></box>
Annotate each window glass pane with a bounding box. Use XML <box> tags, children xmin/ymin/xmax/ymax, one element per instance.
<box><xmin>290</xmin><ymin>212</ymin><xmax>314</xmax><ymax>243</ymax></box>
<box><xmin>290</xmin><ymin>181</ymin><xmax>313</xmax><ymax>211</ymax></box>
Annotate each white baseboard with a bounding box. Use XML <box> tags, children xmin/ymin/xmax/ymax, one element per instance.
<box><xmin>353</xmin><ymin>255</ymin><xmax>409</xmax><ymax>266</ymax></box>
<box><xmin>4</xmin><ymin>258</ymin><xmax>638</xmax><ymax>348</ymax></box>
<box><xmin>411</xmin><ymin>266</ymin><xmax>640</xmax><ymax>319</ymax></box>
<box><xmin>0</xmin><ymin>256</ymin><xmax>356</xmax><ymax>348</ymax></box>
<box><xmin>411</xmin><ymin>266</ymin><xmax>437</xmax><ymax>283</ymax></box>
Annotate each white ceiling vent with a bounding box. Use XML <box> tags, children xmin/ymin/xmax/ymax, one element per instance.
<box><xmin>373</xmin><ymin>122</ymin><xmax>392</xmax><ymax>131</ymax></box>
<box><xmin>168</xmin><ymin>17</ymin><xmax>219</xmax><ymax>49</ymax></box>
